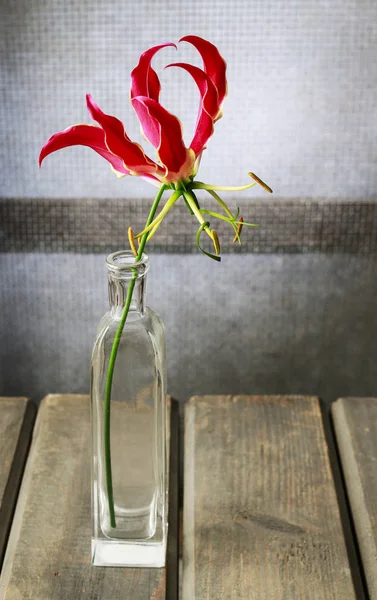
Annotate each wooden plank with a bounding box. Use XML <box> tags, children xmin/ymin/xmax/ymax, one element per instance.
<box><xmin>332</xmin><ymin>397</ymin><xmax>377</xmax><ymax>599</ymax></box>
<box><xmin>0</xmin><ymin>398</ymin><xmax>35</xmax><ymax>570</ymax></box>
<box><xmin>166</xmin><ymin>400</ymin><xmax>179</xmax><ymax>600</ymax></box>
<box><xmin>0</xmin><ymin>395</ymin><xmax>178</xmax><ymax>600</ymax></box>
<box><xmin>183</xmin><ymin>395</ymin><xmax>359</xmax><ymax>600</ymax></box>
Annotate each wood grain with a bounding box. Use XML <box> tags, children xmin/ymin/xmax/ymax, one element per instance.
<box><xmin>0</xmin><ymin>395</ymin><xmax>178</xmax><ymax>600</ymax></box>
<box><xmin>0</xmin><ymin>398</ymin><xmax>35</xmax><ymax>570</ymax></box>
<box><xmin>332</xmin><ymin>397</ymin><xmax>377</xmax><ymax>599</ymax></box>
<box><xmin>183</xmin><ymin>395</ymin><xmax>358</xmax><ymax>600</ymax></box>
<box><xmin>0</xmin><ymin>398</ymin><xmax>28</xmax><ymax>506</ymax></box>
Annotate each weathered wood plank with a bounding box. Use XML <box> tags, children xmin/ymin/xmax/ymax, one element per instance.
<box><xmin>0</xmin><ymin>398</ymin><xmax>35</xmax><ymax>570</ymax></box>
<box><xmin>332</xmin><ymin>397</ymin><xmax>377</xmax><ymax>599</ymax></box>
<box><xmin>0</xmin><ymin>395</ymin><xmax>178</xmax><ymax>600</ymax></box>
<box><xmin>183</xmin><ymin>395</ymin><xmax>359</xmax><ymax>600</ymax></box>
<box><xmin>166</xmin><ymin>399</ymin><xmax>179</xmax><ymax>600</ymax></box>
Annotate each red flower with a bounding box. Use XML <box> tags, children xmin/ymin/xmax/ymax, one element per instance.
<box><xmin>39</xmin><ymin>36</ymin><xmax>227</xmax><ymax>185</ymax></box>
<box><xmin>40</xmin><ymin>35</ymin><xmax>272</xmax><ymax>261</ymax></box>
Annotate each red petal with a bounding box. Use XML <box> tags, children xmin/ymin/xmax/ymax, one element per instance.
<box><xmin>132</xmin><ymin>96</ymin><xmax>194</xmax><ymax>182</ymax></box>
<box><xmin>166</xmin><ymin>62</ymin><xmax>219</xmax><ymax>155</ymax></box>
<box><xmin>148</xmin><ymin>67</ymin><xmax>161</xmax><ymax>102</ymax></box>
<box><xmin>86</xmin><ymin>94</ymin><xmax>162</xmax><ymax>177</ymax></box>
<box><xmin>131</xmin><ymin>43</ymin><xmax>176</xmax><ymax>147</ymax></box>
<box><xmin>131</xmin><ymin>43</ymin><xmax>176</xmax><ymax>98</ymax></box>
<box><xmin>131</xmin><ymin>99</ymin><xmax>160</xmax><ymax>148</ymax></box>
<box><xmin>179</xmin><ymin>35</ymin><xmax>227</xmax><ymax>113</ymax></box>
<box><xmin>39</xmin><ymin>124</ymin><xmax>130</xmax><ymax>175</ymax></box>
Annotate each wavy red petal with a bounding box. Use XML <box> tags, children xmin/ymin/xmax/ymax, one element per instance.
<box><xmin>131</xmin><ymin>43</ymin><xmax>176</xmax><ymax>99</ymax></box>
<box><xmin>179</xmin><ymin>35</ymin><xmax>227</xmax><ymax>109</ymax></box>
<box><xmin>86</xmin><ymin>94</ymin><xmax>162</xmax><ymax>177</ymax></box>
<box><xmin>166</xmin><ymin>62</ymin><xmax>219</xmax><ymax>155</ymax></box>
<box><xmin>166</xmin><ymin>63</ymin><xmax>218</xmax><ymax>117</ymax></box>
<box><xmin>132</xmin><ymin>99</ymin><xmax>160</xmax><ymax>148</ymax></box>
<box><xmin>190</xmin><ymin>112</ymin><xmax>214</xmax><ymax>156</ymax></box>
<box><xmin>132</xmin><ymin>96</ymin><xmax>194</xmax><ymax>181</ymax></box>
<box><xmin>131</xmin><ymin>43</ymin><xmax>176</xmax><ymax>148</ymax></box>
<box><xmin>148</xmin><ymin>67</ymin><xmax>161</xmax><ymax>102</ymax></box>
<box><xmin>39</xmin><ymin>124</ymin><xmax>130</xmax><ymax>175</ymax></box>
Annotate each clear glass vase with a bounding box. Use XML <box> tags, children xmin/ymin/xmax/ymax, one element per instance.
<box><xmin>91</xmin><ymin>251</ymin><xmax>167</xmax><ymax>567</ymax></box>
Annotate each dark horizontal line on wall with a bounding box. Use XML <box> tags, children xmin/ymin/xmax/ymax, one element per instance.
<box><xmin>1</xmin><ymin>198</ymin><xmax>377</xmax><ymax>254</ymax></box>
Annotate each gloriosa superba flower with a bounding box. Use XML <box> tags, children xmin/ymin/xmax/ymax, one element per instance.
<box><xmin>39</xmin><ymin>35</ymin><xmax>272</xmax><ymax>261</ymax></box>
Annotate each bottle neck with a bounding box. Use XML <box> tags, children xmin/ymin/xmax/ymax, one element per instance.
<box><xmin>108</xmin><ymin>275</ymin><xmax>147</xmax><ymax>316</ymax></box>
<box><xmin>106</xmin><ymin>250</ymin><xmax>149</xmax><ymax>318</ymax></box>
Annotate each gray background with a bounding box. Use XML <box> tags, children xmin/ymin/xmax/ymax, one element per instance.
<box><xmin>1</xmin><ymin>0</ymin><xmax>377</xmax><ymax>199</ymax></box>
<box><xmin>1</xmin><ymin>252</ymin><xmax>377</xmax><ymax>405</ymax></box>
<box><xmin>1</xmin><ymin>0</ymin><xmax>377</xmax><ymax>404</ymax></box>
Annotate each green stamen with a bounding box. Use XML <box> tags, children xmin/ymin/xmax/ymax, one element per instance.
<box><xmin>191</xmin><ymin>180</ymin><xmax>258</xmax><ymax>192</ymax></box>
<box><xmin>136</xmin><ymin>190</ymin><xmax>182</xmax><ymax>238</ymax></box>
<box><xmin>199</xmin><ymin>208</ymin><xmax>258</xmax><ymax>227</ymax></box>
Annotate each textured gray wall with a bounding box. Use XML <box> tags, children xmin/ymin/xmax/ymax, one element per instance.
<box><xmin>1</xmin><ymin>253</ymin><xmax>376</xmax><ymax>404</ymax></box>
<box><xmin>1</xmin><ymin>0</ymin><xmax>377</xmax><ymax>200</ymax></box>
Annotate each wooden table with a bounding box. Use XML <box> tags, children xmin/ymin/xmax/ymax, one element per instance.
<box><xmin>0</xmin><ymin>394</ymin><xmax>376</xmax><ymax>599</ymax></box>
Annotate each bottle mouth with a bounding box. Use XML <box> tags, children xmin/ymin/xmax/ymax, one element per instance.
<box><xmin>106</xmin><ymin>250</ymin><xmax>149</xmax><ymax>278</ymax></box>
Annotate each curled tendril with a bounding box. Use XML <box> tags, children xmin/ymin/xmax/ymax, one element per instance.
<box><xmin>195</xmin><ymin>221</ymin><xmax>221</xmax><ymax>262</ymax></box>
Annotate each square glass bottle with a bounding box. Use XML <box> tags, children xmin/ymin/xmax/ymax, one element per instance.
<box><xmin>91</xmin><ymin>251</ymin><xmax>167</xmax><ymax>567</ymax></box>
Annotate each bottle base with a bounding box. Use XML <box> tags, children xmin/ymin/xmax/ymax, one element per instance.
<box><xmin>91</xmin><ymin>536</ymin><xmax>167</xmax><ymax>568</ymax></box>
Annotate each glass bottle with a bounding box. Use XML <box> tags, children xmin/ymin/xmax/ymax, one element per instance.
<box><xmin>91</xmin><ymin>250</ymin><xmax>167</xmax><ymax>567</ymax></box>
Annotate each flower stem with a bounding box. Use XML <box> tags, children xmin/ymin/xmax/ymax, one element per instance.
<box><xmin>103</xmin><ymin>183</ymin><xmax>167</xmax><ymax>528</ymax></box>
<box><xmin>183</xmin><ymin>191</ymin><xmax>212</xmax><ymax>239</ymax></box>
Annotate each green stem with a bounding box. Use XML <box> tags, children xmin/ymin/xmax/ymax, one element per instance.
<box><xmin>183</xmin><ymin>191</ymin><xmax>212</xmax><ymax>239</ymax></box>
<box><xmin>103</xmin><ymin>183</ymin><xmax>167</xmax><ymax>528</ymax></box>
